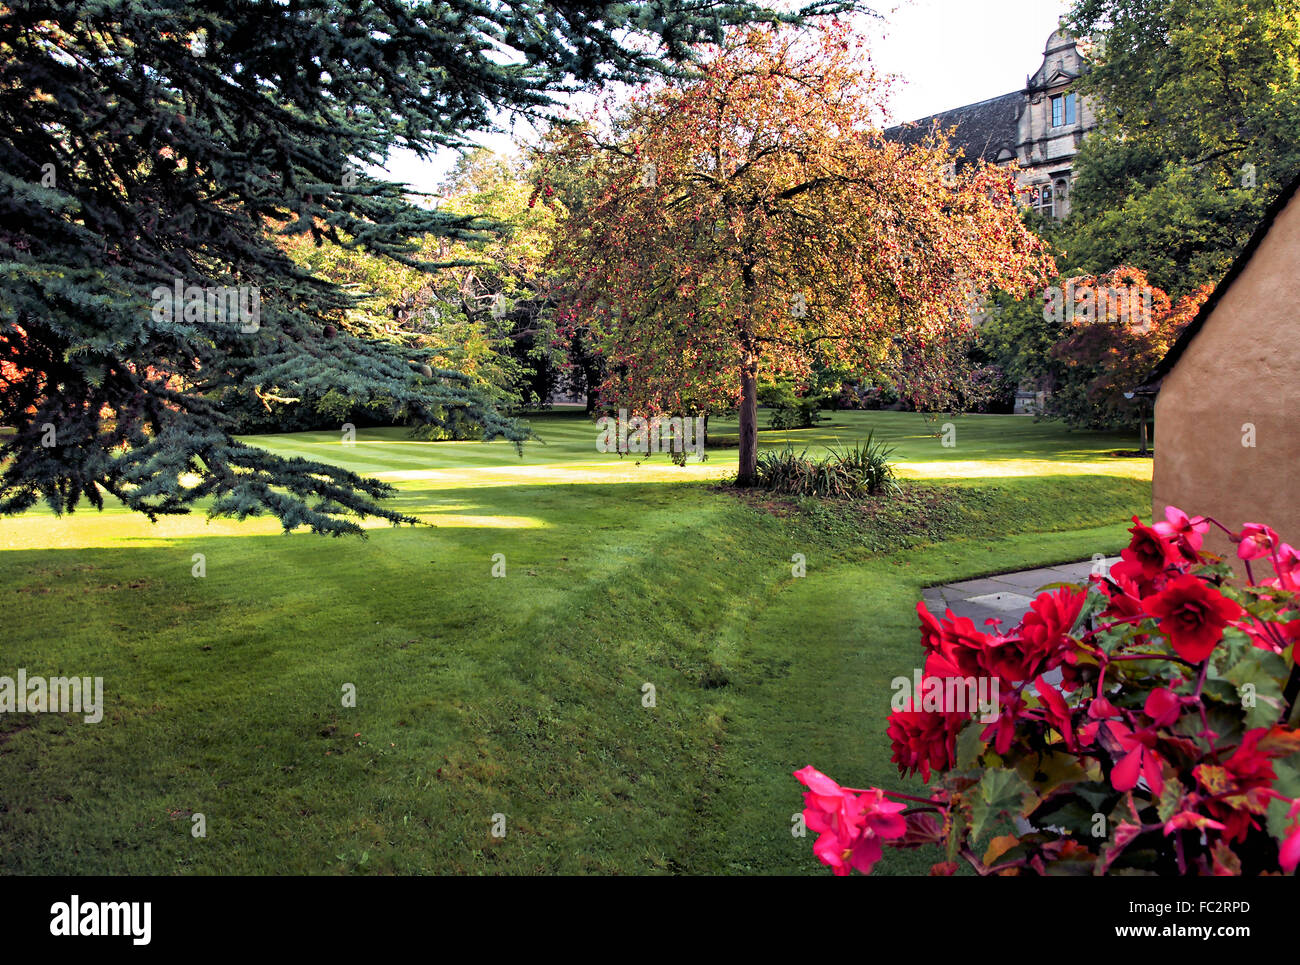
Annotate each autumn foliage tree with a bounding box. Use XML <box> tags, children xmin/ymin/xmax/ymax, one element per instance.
<box><xmin>1043</xmin><ymin>267</ymin><xmax>1212</xmax><ymax>433</ymax></box>
<box><xmin>540</xmin><ymin>24</ymin><xmax>1053</xmax><ymax>484</ymax></box>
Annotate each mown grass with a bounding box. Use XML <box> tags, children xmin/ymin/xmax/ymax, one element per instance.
<box><xmin>0</xmin><ymin>410</ymin><xmax>1149</xmax><ymax>874</ymax></box>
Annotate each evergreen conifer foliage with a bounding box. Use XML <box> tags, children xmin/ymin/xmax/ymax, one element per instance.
<box><xmin>0</xmin><ymin>1</ymin><xmax>847</xmax><ymax>534</ymax></box>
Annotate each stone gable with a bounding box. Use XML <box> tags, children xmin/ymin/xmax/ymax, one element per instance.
<box><xmin>886</xmin><ymin>30</ymin><xmax>1098</xmax><ymax>219</ymax></box>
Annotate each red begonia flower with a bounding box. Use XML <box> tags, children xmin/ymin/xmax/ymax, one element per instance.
<box><xmin>887</xmin><ymin>700</ymin><xmax>965</xmax><ymax>782</ymax></box>
<box><xmin>1013</xmin><ymin>586</ymin><xmax>1087</xmax><ymax>680</ymax></box>
<box><xmin>1162</xmin><ymin>807</ymin><xmax>1226</xmax><ymax>837</ymax></box>
<box><xmin>980</xmin><ymin>690</ymin><xmax>1028</xmax><ymax>756</ymax></box>
<box><xmin>1196</xmin><ymin>730</ymin><xmax>1283</xmax><ymax>842</ymax></box>
<box><xmin>1144</xmin><ymin>687</ymin><xmax>1182</xmax><ymax>727</ymax></box>
<box><xmin>1146</xmin><ymin>574</ymin><xmax>1243</xmax><ymax>662</ymax></box>
<box><xmin>915</xmin><ymin>602</ymin><xmax>992</xmax><ymax>679</ymax></box>
<box><xmin>1032</xmin><ymin>676</ymin><xmax>1076</xmax><ymax>751</ymax></box>
<box><xmin>1280</xmin><ymin>800</ymin><xmax>1300</xmax><ymax>874</ymax></box>
<box><xmin>1112</xmin><ymin>725</ymin><xmax>1166</xmax><ymax>796</ymax></box>
<box><xmin>1122</xmin><ymin>516</ymin><xmax>1177</xmax><ymax>580</ymax></box>
<box><xmin>1095</xmin><ymin>564</ymin><xmax>1146</xmax><ymax>620</ymax></box>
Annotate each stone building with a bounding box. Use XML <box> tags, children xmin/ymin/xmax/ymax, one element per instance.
<box><xmin>886</xmin><ymin>29</ymin><xmax>1098</xmax><ymax>219</ymax></box>
<box><xmin>886</xmin><ymin>29</ymin><xmax>1099</xmax><ymax>412</ymax></box>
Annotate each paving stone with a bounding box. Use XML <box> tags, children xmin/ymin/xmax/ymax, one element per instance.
<box><xmin>979</xmin><ymin>567</ymin><xmax>1066</xmax><ymax>592</ymax></box>
<box><xmin>937</xmin><ymin>602</ymin><xmax>1016</xmax><ymax>628</ymax></box>
<box><xmin>922</xmin><ymin>557</ymin><xmax>1110</xmax><ymax>629</ymax></box>
<box><xmin>966</xmin><ymin>590</ymin><xmax>1036</xmax><ymax>612</ymax></box>
<box><xmin>944</xmin><ymin>577</ymin><xmax>1029</xmax><ymax>597</ymax></box>
<box><xmin>1047</xmin><ymin>556</ymin><xmax>1121</xmax><ymax>581</ymax></box>
<box><xmin>1045</xmin><ymin>563</ymin><xmax>1095</xmax><ymax>581</ymax></box>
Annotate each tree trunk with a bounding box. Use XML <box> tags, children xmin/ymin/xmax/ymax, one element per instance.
<box><xmin>1139</xmin><ymin>413</ymin><xmax>1149</xmax><ymax>456</ymax></box>
<box><xmin>738</xmin><ymin>359</ymin><xmax>759</xmax><ymax>486</ymax></box>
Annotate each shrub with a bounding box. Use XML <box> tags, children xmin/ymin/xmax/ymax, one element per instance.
<box><xmin>829</xmin><ymin>435</ymin><xmax>899</xmax><ymax>496</ymax></box>
<box><xmin>753</xmin><ymin>433</ymin><xmax>897</xmax><ymax>499</ymax></box>
<box><xmin>757</xmin><ymin>380</ymin><xmax>829</xmax><ymax>430</ymax></box>
<box><xmin>955</xmin><ymin>364</ymin><xmax>1018</xmax><ymax>414</ymax></box>
<box><xmin>796</xmin><ymin>508</ymin><xmax>1300</xmax><ymax>876</ymax></box>
<box><xmin>860</xmin><ymin>382</ymin><xmax>904</xmax><ymax>410</ymax></box>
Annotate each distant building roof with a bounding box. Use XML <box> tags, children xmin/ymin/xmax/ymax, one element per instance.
<box><xmin>884</xmin><ymin>91</ymin><xmax>1023</xmax><ymax>168</ymax></box>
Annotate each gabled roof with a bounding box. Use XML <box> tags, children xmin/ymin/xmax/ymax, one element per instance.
<box><xmin>1139</xmin><ymin>170</ymin><xmax>1300</xmax><ymax>392</ymax></box>
<box><xmin>1032</xmin><ymin>66</ymin><xmax>1080</xmax><ymax>90</ymax></box>
<box><xmin>884</xmin><ymin>91</ymin><xmax>1023</xmax><ymax>169</ymax></box>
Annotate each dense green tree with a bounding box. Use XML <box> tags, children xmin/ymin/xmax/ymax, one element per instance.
<box><xmin>1063</xmin><ymin>0</ymin><xmax>1300</xmax><ymax>295</ymax></box>
<box><xmin>978</xmin><ymin>289</ymin><xmax>1066</xmax><ymax>396</ymax></box>
<box><xmin>982</xmin><ymin>1</ymin><xmax>1300</xmax><ymax>404</ymax></box>
<box><xmin>260</xmin><ymin>147</ymin><xmax>559</xmax><ymax>435</ymax></box>
<box><xmin>0</xmin><ymin>1</ymin><xmax>851</xmax><ymax>534</ymax></box>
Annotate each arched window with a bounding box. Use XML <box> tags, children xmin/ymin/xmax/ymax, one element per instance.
<box><xmin>1034</xmin><ymin>184</ymin><xmax>1054</xmax><ymax>216</ymax></box>
<box><xmin>1054</xmin><ymin>178</ymin><xmax>1070</xmax><ymax>217</ymax></box>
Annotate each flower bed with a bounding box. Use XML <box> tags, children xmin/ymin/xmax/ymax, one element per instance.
<box><xmin>797</xmin><ymin>508</ymin><xmax>1300</xmax><ymax>875</ymax></box>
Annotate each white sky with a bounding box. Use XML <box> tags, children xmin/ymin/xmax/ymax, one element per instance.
<box><xmin>873</xmin><ymin>0</ymin><xmax>1076</xmax><ymax>120</ymax></box>
<box><xmin>379</xmin><ymin>0</ymin><xmax>1076</xmax><ymax>195</ymax></box>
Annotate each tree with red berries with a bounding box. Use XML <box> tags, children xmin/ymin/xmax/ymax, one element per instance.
<box><xmin>540</xmin><ymin>24</ymin><xmax>1053</xmax><ymax>484</ymax></box>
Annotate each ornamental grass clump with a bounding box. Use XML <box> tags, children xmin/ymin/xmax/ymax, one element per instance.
<box><xmin>753</xmin><ymin>433</ymin><xmax>898</xmax><ymax>499</ymax></box>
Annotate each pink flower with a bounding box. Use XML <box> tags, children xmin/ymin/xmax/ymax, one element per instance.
<box><xmin>1230</xmin><ymin>617</ymin><xmax>1297</xmax><ymax>654</ymax></box>
<box><xmin>1264</xmin><ymin>543</ymin><xmax>1300</xmax><ymax>591</ymax></box>
<box><xmin>1237</xmin><ymin>523</ymin><xmax>1280</xmax><ymax>560</ymax></box>
<box><xmin>793</xmin><ymin>767</ymin><xmax>907</xmax><ymax>876</ymax></box>
<box><xmin>1276</xmin><ymin>543</ymin><xmax>1300</xmax><ymax>575</ymax></box>
<box><xmin>1154</xmin><ymin>509</ymin><xmax>1211</xmax><ymax>564</ymax></box>
<box><xmin>1111</xmin><ymin>724</ymin><xmax>1167</xmax><ymax>796</ymax></box>
<box><xmin>1152</xmin><ymin>506</ymin><xmax>1210</xmax><ymax>554</ymax></box>
<box><xmin>1280</xmin><ymin>800</ymin><xmax>1300</xmax><ymax>874</ymax></box>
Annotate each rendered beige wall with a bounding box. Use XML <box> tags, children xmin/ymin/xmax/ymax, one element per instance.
<box><xmin>1153</xmin><ymin>191</ymin><xmax>1300</xmax><ymax>561</ymax></box>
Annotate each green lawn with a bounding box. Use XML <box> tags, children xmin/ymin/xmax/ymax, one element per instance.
<box><xmin>0</xmin><ymin>410</ymin><xmax>1150</xmax><ymax>874</ymax></box>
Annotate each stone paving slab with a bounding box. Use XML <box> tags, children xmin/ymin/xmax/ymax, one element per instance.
<box><xmin>966</xmin><ymin>590</ymin><xmax>1036</xmax><ymax>612</ymax></box>
<box><xmin>944</xmin><ymin>576</ymin><xmax>1030</xmax><ymax>596</ymax></box>
<box><xmin>922</xmin><ymin>557</ymin><xmax>1120</xmax><ymax>627</ymax></box>
<box><xmin>973</xmin><ymin>568</ymin><xmax>1069</xmax><ymax>591</ymax></box>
